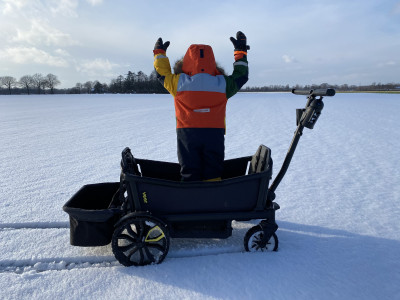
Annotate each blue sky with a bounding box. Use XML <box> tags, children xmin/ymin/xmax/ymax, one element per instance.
<box><xmin>0</xmin><ymin>0</ymin><xmax>399</xmax><ymax>88</ymax></box>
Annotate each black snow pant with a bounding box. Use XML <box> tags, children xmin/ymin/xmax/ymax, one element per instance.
<box><xmin>177</xmin><ymin>128</ymin><xmax>225</xmax><ymax>181</ymax></box>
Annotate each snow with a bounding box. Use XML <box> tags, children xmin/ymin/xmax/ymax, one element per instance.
<box><xmin>1</xmin><ymin>93</ymin><xmax>399</xmax><ymax>299</ymax></box>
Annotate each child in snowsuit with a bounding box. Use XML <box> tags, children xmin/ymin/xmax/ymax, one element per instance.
<box><xmin>153</xmin><ymin>31</ymin><xmax>249</xmax><ymax>181</ymax></box>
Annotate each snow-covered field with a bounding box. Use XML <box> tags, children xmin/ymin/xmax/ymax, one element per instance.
<box><xmin>0</xmin><ymin>93</ymin><xmax>399</xmax><ymax>299</ymax></box>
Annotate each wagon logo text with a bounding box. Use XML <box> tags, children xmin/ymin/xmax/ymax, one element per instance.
<box><xmin>142</xmin><ymin>192</ymin><xmax>148</xmax><ymax>204</ymax></box>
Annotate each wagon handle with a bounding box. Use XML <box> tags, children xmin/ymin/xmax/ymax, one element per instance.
<box><xmin>267</xmin><ymin>88</ymin><xmax>335</xmax><ymax>202</ymax></box>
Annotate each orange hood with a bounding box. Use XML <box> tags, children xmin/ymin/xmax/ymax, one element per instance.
<box><xmin>182</xmin><ymin>44</ymin><xmax>222</xmax><ymax>76</ymax></box>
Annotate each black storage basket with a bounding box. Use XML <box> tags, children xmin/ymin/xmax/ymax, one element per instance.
<box><xmin>63</xmin><ymin>182</ymin><xmax>120</xmax><ymax>246</ymax></box>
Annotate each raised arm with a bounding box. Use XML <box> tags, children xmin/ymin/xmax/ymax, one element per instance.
<box><xmin>153</xmin><ymin>38</ymin><xmax>180</xmax><ymax>96</ymax></box>
<box><xmin>225</xmin><ymin>31</ymin><xmax>250</xmax><ymax>99</ymax></box>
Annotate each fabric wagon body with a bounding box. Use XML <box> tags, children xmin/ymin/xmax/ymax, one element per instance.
<box><xmin>63</xmin><ymin>146</ymin><xmax>276</xmax><ymax>246</ymax></box>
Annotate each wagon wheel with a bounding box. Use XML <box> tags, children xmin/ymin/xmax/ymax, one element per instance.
<box><xmin>244</xmin><ymin>225</ymin><xmax>278</xmax><ymax>252</ymax></box>
<box><xmin>112</xmin><ymin>216</ymin><xmax>170</xmax><ymax>266</ymax></box>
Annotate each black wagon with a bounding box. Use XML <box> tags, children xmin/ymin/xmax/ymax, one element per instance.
<box><xmin>63</xmin><ymin>89</ymin><xmax>335</xmax><ymax>266</ymax></box>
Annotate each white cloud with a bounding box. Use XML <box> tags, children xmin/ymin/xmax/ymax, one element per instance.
<box><xmin>282</xmin><ymin>54</ymin><xmax>297</xmax><ymax>63</ymax></box>
<box><xmin>55</xmin><ymin>48</ymin><xmax>71</xmax><ymax>56</ymax></box>
<box><xmin>1</xmin><ymin>0</ymin><xmax>26</xmax><ymax>15</ymax></box>
<box><xmin>77</xmin><ymin>58</ymin><xmax>119</xmax><ymax>76</ymax></box>
<box><xmin>86</xmin><ymin>0</ymin><xmax>103</xmax><ymax>6</ymax></box>
<box><xmin>0</xmin><ymin>46</ymin><xmax>69</xmax><ymax>67</ymax></box>
<box><xmin>2</xmin><ymin>0</ymin><xmax>81</xmax><ymax>18</ymax></box>
<box><xmin>377</xmin><ymin>61</ymin><xmax>397</xmax><ymax>67</ymax></box>
<box><xmin>50</xmin><ymin>0</ymin><xmax>78</xmax><ymax>18</ymax></box>
<box><xmin>12</xmin><ymin>19</ymin><xmax>79</xmax><ymax>47</ymax></box>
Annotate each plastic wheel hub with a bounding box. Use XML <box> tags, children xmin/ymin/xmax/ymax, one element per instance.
<box><xmin>112</xmin><ymin>216</ymin><xmax>170</xmax><ymax>266</ymax></box>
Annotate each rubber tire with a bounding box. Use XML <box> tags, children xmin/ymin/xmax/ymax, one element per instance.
<box><xmin>112</xmin><ymin>216</ymin><xmax>170</xmax><ymax>266</ymax></box>
<box><xmin>244</xmin><ymin>225</ymin><xmax>278</xmax><ymax>252</ymax></box>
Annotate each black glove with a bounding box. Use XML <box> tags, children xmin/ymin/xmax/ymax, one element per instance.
<box><xmin>230</xmin><ymin>31</ymin><xmax>250</xmax><ymax>51</ymax></box>
<box><xmin>154</xmin><ymin>38</ymin><xmax>170</xmax><ymax>51</ymax></box>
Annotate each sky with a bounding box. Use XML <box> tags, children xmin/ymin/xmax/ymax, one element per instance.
<box><xmin>0</xmin><ymin>0</ymin><xmax>399</xmax><ymax>89</ymax></box>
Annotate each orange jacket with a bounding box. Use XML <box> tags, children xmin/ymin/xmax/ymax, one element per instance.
<box><xmin>154</xmin><ymin>44</ymin><xmax>248</xmax><ymax>129</ymax></box>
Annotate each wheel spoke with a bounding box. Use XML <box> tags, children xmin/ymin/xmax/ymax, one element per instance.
<box><xmin>143</xmin><ymin>246</ymin><xmax>156</xmax><ymax>263</ymax></box>
<box><xmin>126</xmin><ymin>224</ymin><xmax>139</xmax><ymax>239</ymax></box>
<box><xmin>138</xmin><ymin>221</ymin><xmax>146</xmax><ymax>239</ymax></box>
<box><xmin>117</xmin><ymin>233</ymin><xmax>137</xmax><ymax>243</ymax></box>
<box><xmin>139</xmin><ymin>248</ymin><xmax>145</xmax><ymax>265</ymax></box>
<box><xmin>127</xmin><ymin>246</ymin><xmax>140</xmax><ymax>260</ymax></box>
<box><xmin>117</xmin><ymin>241</ymin><xmax>136</xmax><ymax>253</ymax></box>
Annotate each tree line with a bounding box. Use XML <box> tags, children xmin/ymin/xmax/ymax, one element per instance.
<box><xmin>0</xmin><ymin>73</ymin><xmax>60</xmax><ymax>95</ymax></box>
<box><xmin>67</xmin><ymin>70</ymin><xmax>167</xmax><ymax>94</ymax></box>
<box><xmin>1</xmin><ymin>70</ymin><xmax>400</xmax><ymax>95</ymax></box>
<box><xmin>0</xmin><ymin>69</ymin><xmax>168</xmax><ymax>95</ymax></box>
<box><xmin>243</xmin><ymin>82</ymin><xmax>400</xmax><ymax>92</ymax></box>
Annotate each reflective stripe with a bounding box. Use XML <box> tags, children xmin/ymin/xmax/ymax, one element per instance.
<box><xmin>233</xmin><ymin>61</ymin><xmax>248</xmax><ymax>67</ymax></box>
<box><xmin>193</xmin><ymin>108</ymin><xmax>210</xmax><ymax>113</ymax></box>
<box><xmin>177</xmin><ymin>73</ymin><xmax>226</xmax><ymax>93</ymax></box>
<box><xmin>154</xmin><ymin>55</ymin><xmax>167</xmax><ymax>60</ymax></box>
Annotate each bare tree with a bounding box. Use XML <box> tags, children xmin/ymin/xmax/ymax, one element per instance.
<box><xmin>75</xmin><ymin>82</ymin><xmax>82</xmax><ymax>94</ymax></box>
<box><xmin>46</xmin><ymin>73</ymin><xmax>61</xmax><ymax>94</ymax></box>
<box><xmin>32</xmin><ymin>73</ymin><xmax>45</xmax><ymax>94</ymax></box>
<box><xmin>19</xmin><ymin>75</ymin><xmax>34</xmax><ymax>95</ymax></box>
<box><xmin>41</xmin><ymin>78</ymin><xmax>49</xmax><ymax>94</ymax></box>
<box><xmin>83</xmin><ymin>81</ymin><xmax>93</xmax><ymax>94</ymax></box>
<box><xmin>1</xmin><ymin>76</ymin><xmax>17</xmax><ymax>95</ymax></box>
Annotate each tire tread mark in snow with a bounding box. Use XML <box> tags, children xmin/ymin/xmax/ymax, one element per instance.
<box><xmin>0</xmin><ymin>222</ymin><xmax>70</xmax><ymax>230</ymax></box>
<box><xmin>0</xmin><ymin>248</ymin><xmax>246</xmax><ymax>274</ymax></box>
<box><xmin>0</xmin><ymin>259</ymin><xmax>118</xmax><ymax>274</ymax></box>
<box><xmin>0</xmin><ymin>222</ymin><xmax>254</xmax><ymax>273</ymax></box>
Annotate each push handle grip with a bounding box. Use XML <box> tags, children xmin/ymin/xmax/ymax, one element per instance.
<box><xmin>292</xmin><ymin>88</ymin><xmax>335</xmax><ymax>97</ymax></box>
